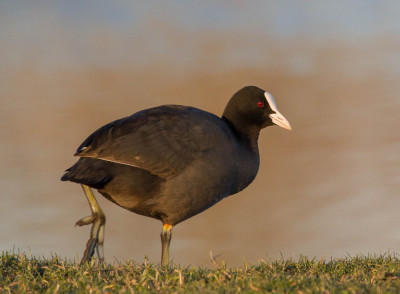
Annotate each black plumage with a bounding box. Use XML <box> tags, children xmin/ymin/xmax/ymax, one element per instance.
<box><xmin>61</xmin><ymin>86</ymin><xmax>291</xmax><ymax>266</ymax></box>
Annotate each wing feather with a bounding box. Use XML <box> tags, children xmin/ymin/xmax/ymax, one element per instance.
<box><xmin>75</xmin><ymin>105</ymin><xmax>229</xmax><ymax>178</ymax></box>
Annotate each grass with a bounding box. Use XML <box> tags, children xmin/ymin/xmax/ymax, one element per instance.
<box><xmin>2</xmin><ymin>251</ymin><xmax>400</xmax><ymax>293</ymax></box>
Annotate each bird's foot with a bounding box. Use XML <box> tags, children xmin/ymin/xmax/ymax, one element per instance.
<box><xmin>76</xmin><ymin>211</ymin><xmax>106</xmax><ymax>264</ymax></box>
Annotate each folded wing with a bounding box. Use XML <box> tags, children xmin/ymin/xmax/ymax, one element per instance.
<box><xmin>75</xmin><ymin>105</ymin><xmax>229</xmax><ymax>178</ymax></box>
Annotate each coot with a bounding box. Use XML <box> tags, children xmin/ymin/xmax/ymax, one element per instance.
<box><xmin>61</xmin><ymin>86</ymin><xmax>291</xmax><ymax>266</ymax></box>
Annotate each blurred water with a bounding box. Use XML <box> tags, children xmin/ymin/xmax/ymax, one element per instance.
<box><xmin>0</xmin><ymin>1</ymin><xmax>399</xmax><ymax>266</ymax></box>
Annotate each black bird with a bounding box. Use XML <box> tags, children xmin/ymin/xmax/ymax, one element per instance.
<box><xmin>61</xmin><ymin>86</ymin><xmax>291</xmax><ymax>266</ymax></box>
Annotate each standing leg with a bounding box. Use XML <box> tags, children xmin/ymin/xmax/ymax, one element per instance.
<box><xmin>160</xmin><ymin>223</ymin><xmax>173</xmax><ymax>267</ymax></box>
<box><xmin>75</xmin><ymin>184</ymin><xmax>106</xmax><ymax>264</ymax></box>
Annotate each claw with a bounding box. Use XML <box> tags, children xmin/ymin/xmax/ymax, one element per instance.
<box><xmin>96</xmin><ymin>223</ymin><xmax>105</xmax><ymax>262</ymax></box>
<box><xmin>75</xmin><ymin>215</ymin><xmax>95</xmax><ymax>227</ymax></box>
<box><xmin>77</xmin><ymin>184</ymin><xmax>106</xmax><ymax>264</ymax></box>
<box><xmin>81</xmin><ymin>238</ymin><xmax>98</xmax><ymax>264</ymax></box>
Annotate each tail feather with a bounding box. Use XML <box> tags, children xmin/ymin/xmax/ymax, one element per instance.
<box><xmin>61</xmin><ymin>168</ymin><xmax>71</xmax><ymax>181</ymax></box>
<box><xmin>61</xmin><ymin>158</ymin><xmax>113</xmax><ymax>189</ymax></box>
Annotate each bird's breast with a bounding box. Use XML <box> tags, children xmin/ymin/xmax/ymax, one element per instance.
<box><xmin>232</xmin><ymin>153</ymin><xmax>260</xmax><ymax>194</ymax></box>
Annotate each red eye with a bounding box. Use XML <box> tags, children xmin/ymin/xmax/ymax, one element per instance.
<box><xmin>257</xmin><ymin>101</ymin><xmax>264</xmax><ymax>107</ymax></box>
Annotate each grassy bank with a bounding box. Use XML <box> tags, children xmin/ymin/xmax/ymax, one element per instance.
<box><xmin>1</xmin><ymin>251</ymin><xmax>400</xmax><ymax>293</ymax></box>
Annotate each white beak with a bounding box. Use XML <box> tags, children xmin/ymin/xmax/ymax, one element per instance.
<box><xmin>269</xmin><ymin>111</ymin><xmax>292</xmax><ymax>130</ymax></box>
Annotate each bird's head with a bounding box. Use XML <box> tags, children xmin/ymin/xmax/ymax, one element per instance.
<box><xmin>222</xmin><ymin>86</ymin><xmax>291</xmax><ymax>133</ymax></box>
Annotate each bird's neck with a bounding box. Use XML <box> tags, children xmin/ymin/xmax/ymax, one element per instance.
<box><xmin>222</xmin><ymin>116</ymin><xmax>260</xmax><ymax>153</ymax></box>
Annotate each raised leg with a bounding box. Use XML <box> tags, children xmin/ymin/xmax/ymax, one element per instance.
<box><xmin>160</xmin><ymin>223</ymin><xmax>173</xmax><ymax>267</ymax></box>
<box><xmin>76</xmin><ymin>184</ymin><xmax>106</xmax><ymax>264</ymax></box>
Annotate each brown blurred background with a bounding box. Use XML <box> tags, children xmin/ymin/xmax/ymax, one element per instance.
<box><xmin>1</xmin><ymin>1</ymin><xmax>399</xmax><ymax>266</ymax></box>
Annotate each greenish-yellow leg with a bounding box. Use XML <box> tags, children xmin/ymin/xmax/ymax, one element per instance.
<box><xmin>76</xmin><ymin>184</ymin><xmax>106</xmax><ymax>264</ymax></box>
<box><xmin>160</xmin><ymin>224</ymin><xmax>173</xmax><ymax>267</ymax></box>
